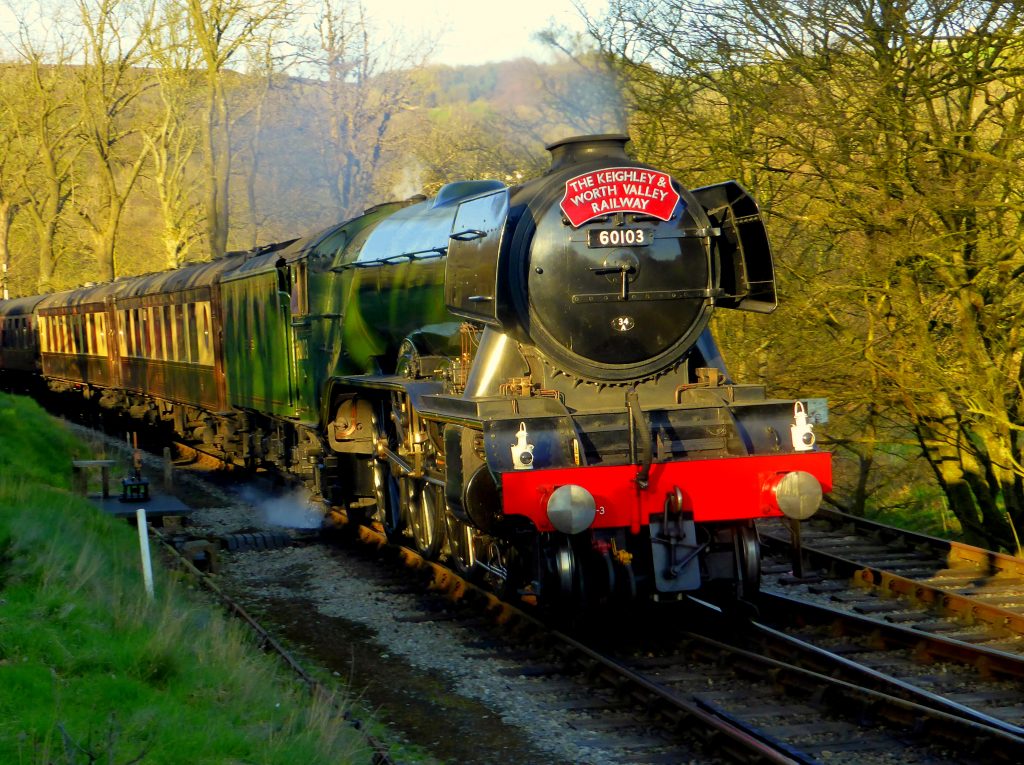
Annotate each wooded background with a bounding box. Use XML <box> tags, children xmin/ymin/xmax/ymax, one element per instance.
<box><xmin>3</xmin><ymin>0</ymin><xmax>1023</xmax><ymax>552</ymax></box>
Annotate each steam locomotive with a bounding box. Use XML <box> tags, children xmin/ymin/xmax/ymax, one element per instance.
<box><xmin>0</xmin><ymin>134</ymin><xmax>831</xmax><ymax>608</ymax></box>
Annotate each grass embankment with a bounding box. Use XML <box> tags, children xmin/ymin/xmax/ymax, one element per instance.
<box><xmin>0</xmin><ymin>393</ymin><xmax>369</xmax><ymax>764</ymax></box>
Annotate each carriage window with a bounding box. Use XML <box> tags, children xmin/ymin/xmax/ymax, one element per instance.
<box><xmin>198</xmin><ymin>302</ymin><xmax>213</xmax><ymax>365</ymax></box>
<box><xmin>86</xmin><ymin>314</ymin><xmax>95</xmax><ymax>355</ymax></box>
<box><xmin>132</xmin><ymin>309</ymin><xmax>143</xmax><ymax>357</ymax></box>
<box><xmin>187</xmin><ymin>304</ymin><xmax>199</xmax><ymax>362</ymax></box>
<box><xmin>145</xmin><ymin>309</ymin><xmax>155</xmax><ymax>358</ymax></box>
<box><xmin>96</xmin><ymin>313</ymin><xmax>107</xmax><ymax>356</ymax></box>
<box><xmin>174</xmin><ymin>304</ymin><xmax>186</xmax><ymax>362</ymax></box>
<box><xmin>152</xmin><ymin>307</ymin><xmax>164</xmax><ymax>360</ymax></box>
<box><xmin>276</xmin><ymin>257</ymin><xmax>290</xmax><ymax>294</ymax></box>
<box><xmin>118</xmin><ymin>311</ymin><xmax>128</xmax><ymax>356</ymax></box>
<box><xmin>163</xmin><ymin>306</ymin><xmax>173</xmax><ymax>361</ymax></box>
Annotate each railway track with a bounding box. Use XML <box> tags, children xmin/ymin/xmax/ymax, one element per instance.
<box><xmin>581</xmin><ymin>601</ymin><xmax>1024</xmax><ymax>763</ymax></box>
<box><xmin>758</xmin><ymin>508</ymin><xmax>1024</xmax><ymax>647</ymax></box>
<box><xmin>205</xmin><ymin>505</ymin><xmax>1024</xmax><ymax>764</ymax></box>
<box><xmin>751</xmin><ymin>591</ymin><xmax>1024</xmax><ymax>732</ymax></box>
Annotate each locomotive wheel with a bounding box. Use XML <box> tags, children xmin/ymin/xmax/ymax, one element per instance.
<box><xmin>545</xmin><ymin>539</ymin><xmax>587</xmax><ymax>606</ymax></box>
<box><xmin>553</xmin><ymin>541</ymin><xmax>576</xmax><ymax>599</ymax></box>
<box><xmin>371</xmin><ymin>408</ymin><xmax>404</xmax><ymax>543</ymax></box>
<box><xmin>735</xmin><ymin>523</ymin><xmax>761</xmax><ymax>599</ymax></box>
<box><xmin>372</xmin><ymin>459</ymin><xmax>403</xmax><ymax>542</ymax></box>
<box><xmin>409</xmin><ymin>481</ymin><xmax>445</xmax><ymax>559</ymax></box>
<box><xmin>445</xmin><ymin>512</ymin><xmax>477</xmax><ymax>577</ymax></box>
<box><xmin>536</xmin><ymin>539</ymin><xmax>592</xmax><ymax>616</ymax></box>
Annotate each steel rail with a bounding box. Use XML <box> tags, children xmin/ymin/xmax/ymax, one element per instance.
<box><xmin>757</xmin><ymin>590</ymin><xmax>1024</xmax><ymax>682</ymax></box>
<box><xmin>760</xmin><ymin>524</ymin><xmax>1024</xmax><ymax>638</ymax></box>
<box><xmin>812</xmin><ymin>508</ymin><xmax>1024</xmax><ymax>578</ymax></box>
<box><xmin>148</xmin><ymin>524</ymin><xmax>396</xmax><ymax>765</ymax></box>
<box><xmin>550</xmin><ymin>629</ymin><xmax>814</xmax><ymax>765</ymax></box>
<box><xmin>672</xmin><ymin>624</ymin><xmax>1024</xmax><ymax>762</ymax></box>
<box><xmin>744</xmin><ymin>593</ymin><xmax>1024</xmax><ymax>739</ymax></box>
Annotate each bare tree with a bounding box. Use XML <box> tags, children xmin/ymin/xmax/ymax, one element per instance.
<box><xmin>73</xmin><ymin>0</ymin><xmax>156</xmax><ymax>281</ymax></box>
<box><xmin>144</xmin><ymin>1</ymin><xmax>205</xmax><ymax>268</ymax></box>
<box><xmin>234</xmin><ymin>33</ymin><xmax>290</xmax><ymax>248</ymax></box>
<box><xmin>180</xmin><ymin>0</ymin><xmax>290</xmax><ymax>259</ymax></box>
<box><xmin>303</xmin><ymin>0</ymin><xmax>429</xmax><ymax>218</ymax></box>
<box><xmin>9</xmin><ymin>29</ymin><xmax>81</xmax><ymax>292</ymax></box>
<box><xmin>0</xmin><ymin>63</ymin><xmax>31</xmax><ymax>297</ymax></box>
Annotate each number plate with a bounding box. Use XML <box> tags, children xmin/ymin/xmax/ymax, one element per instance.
<box><xmin>587</xmin><ymin>228</ymin><xmax>653</xmax><ymax>248</ymax></box>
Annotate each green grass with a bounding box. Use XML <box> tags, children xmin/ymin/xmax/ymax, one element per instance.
<box><xmin>0</xmin><ymin>393</ymin><xmax>369</xmax><ymax>765</ymax></box>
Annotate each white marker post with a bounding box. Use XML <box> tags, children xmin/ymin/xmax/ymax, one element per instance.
<box><xmin>136</xmin><ymin>508</ymin><xmax>155</xmax><ymax>600</ymax></box>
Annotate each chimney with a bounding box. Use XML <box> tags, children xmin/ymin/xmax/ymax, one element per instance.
<box><xmin>545</xmin><ymin>134</ymin><xmax>631</xmax><ymax>174</ymax></box>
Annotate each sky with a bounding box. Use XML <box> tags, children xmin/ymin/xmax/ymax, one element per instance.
<box><xmin>372</xmin><ymin>0</ymin><xmax>610</xmax><ymax>67</ymax></box>
<box><xmin>0</xmin><ymin>1</ymin><xmax>612</xmax><ymax>69</ymax></box>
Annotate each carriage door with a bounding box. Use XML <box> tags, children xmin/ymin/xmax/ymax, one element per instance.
<box><xmin>445</xmin><ymin>188</ymin><xmax>509</xmax><ymax>326</ymax></box>
<box><xmin>283</xmin><ymin>257</ymin><xmax>314</xmax><ymax>418</ymax></box>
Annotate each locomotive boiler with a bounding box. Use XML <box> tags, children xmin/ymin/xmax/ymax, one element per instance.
<box><xmin>0</xmin><ymin>134</ymin><xmax>831</xmax><ymax>609</ymax></box>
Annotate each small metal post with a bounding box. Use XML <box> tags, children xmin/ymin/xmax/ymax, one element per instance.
<box><xmin>136</xmin><ymin>508</ymin><xmax>155</xmax><ymax>600</ymax></box>
<box><xmin>72</xmin><ymin>463</ymin><xmax>87</xmax><ymax>496</ymax></box>
<box><xmin>163</xmin><ymin>446</ymin><xmax>173</xmax><ymax>491</ymax></box>
<box><xmin>789</xmin><ymin>518</ymin><xmax>806</xmax><ymax>579</ymax></box>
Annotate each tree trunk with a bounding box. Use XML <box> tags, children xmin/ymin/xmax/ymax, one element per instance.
<box><xmin>0</xmin><ymin>198</ymin><xmax>12</xmax><ymax>298</ymax></box>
